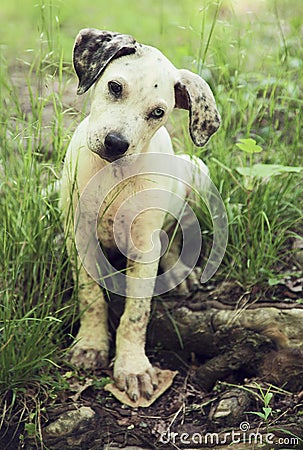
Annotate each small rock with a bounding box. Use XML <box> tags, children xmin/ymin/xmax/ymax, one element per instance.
<box><xmin>208</xmin><ymin>388</ymin><xmax>251</xmax><ymax>428</ymax></box>
<box><xmin>44</xmin><ymin>406</ymin><xmax>95</xmax><ymax>437</ymax></box>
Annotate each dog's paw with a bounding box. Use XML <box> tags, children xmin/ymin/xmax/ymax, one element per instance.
<box><xmin>114</xmin><ymin>352</ymin><xmax>158</xmax><ymax>402</ymax></box>
<box><xmin>69</xmin><ymin>342</ymin><xmax>109</xmax><ymax>369</ymax></box>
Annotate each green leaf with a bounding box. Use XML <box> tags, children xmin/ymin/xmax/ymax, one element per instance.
<box><xmin>262</xmin><ymin>406</ymin><xmax>272</xmax><ymax>420</ymax></box>
<box><xmin>236</xmin><ymin>163</ymin><xmax>303</xmax><ymax>179</ymax></box>
<box><xmin>268</xmin><ymin>277</ymin><xmax>281</xmax><ymax>286</ymax></box>
<box><xmin>24</xmin><ymin>423</ymin><xmax>36</xmax><ymax>437</ymax></box>
<box><xmin>264</xmin><ymin>391</ymin><xmax>273</xmax><ymax>406</ymax></box>
<box><xmin>248</xmin><ymin>407</ymin><xmax>272</xmax><ymax>421</ymax></box>
<box><xmin>236</xmin><ymin>138</ymin><xmax>263</xmax><ymax>154</ymax></box>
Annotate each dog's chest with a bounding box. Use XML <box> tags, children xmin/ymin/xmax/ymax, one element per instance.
<box><xmin>96</xmin><ymin>179</ymin><xmax>134</xmax><ymax>248</ymax></box>
<box><xmin>96</xmin><ymin>175</ymin><xmax>168</xmax><ymax>250</ymax></box>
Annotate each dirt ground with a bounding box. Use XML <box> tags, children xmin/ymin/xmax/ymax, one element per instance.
<box><xmin>1</xmin><ymin>278</ymin><xmax>302</xmax><ymax>450</ymax></box>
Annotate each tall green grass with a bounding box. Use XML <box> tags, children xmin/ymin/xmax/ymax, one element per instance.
<box><xmin>206</xmin><ymin>3</ymin><xmax>303</xmax><ymax>285</ymax></box>
<box><xmin>0</xmin><ymin>6</ymin><xmax>76</xmax><ymax>396</ymax></box>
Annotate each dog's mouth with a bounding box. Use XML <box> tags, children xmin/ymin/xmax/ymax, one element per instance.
<box><xmin>92</xmin><ymin>148</ymin><xmax>126</xmax><ymax>163</ymax></box>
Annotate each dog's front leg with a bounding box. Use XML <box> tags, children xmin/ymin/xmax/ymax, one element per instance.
<box><xmin>65</xmin><ymin>228</ymin><xmax>110</xmax><ymax>369</ymax></box>
<box><xmin>114</xmin><ymin>213</ymin><xmax>164</xmax><ymax>401</ymax></box>
<box><xmin>70</xmin><ymin>264</ymin><xmax>110</xmax><ymax>369</ymax></box>
<box><xmin>114</xmin><ymin>292</ymin><xmax>157</xmax><ymax>401</ymax></box>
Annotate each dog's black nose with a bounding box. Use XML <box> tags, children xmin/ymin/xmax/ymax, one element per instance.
<box><xmin>104</xmin><ymin>132</ymin><xmax>129</xmax><ymax>156</ymax></box>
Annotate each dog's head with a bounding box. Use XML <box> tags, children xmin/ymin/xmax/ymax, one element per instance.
<box><xmin>74</xmin><ymin>28</ymin><xmax>221</xmax><ymax>162</ymax></box>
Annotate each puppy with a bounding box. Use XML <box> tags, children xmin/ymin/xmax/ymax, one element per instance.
<box><xmin>60</xmin><ymin>29</ymin><xmax>220</xmax><ymax>402</ymax></box>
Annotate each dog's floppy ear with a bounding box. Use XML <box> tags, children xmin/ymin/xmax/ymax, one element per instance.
<box><xmin>174</xmin><ymin>69</ymin><xmax>221</xmax><ymax>147</ymax></box>
<box><xmin>73</xmin><ymin>28</ymin><xmax>139</xmax><ymax>95</ymax></box>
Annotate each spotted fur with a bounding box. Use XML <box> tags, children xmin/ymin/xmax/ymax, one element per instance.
<box><xmin>74</xmin><ymin>29</ymin><xmax>139</xmax><ymax>94</ymax></box>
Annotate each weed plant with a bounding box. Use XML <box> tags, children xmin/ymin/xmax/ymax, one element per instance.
<box><xmin>0</xmin><ymin>0</ymin><xmax>302</xmax><ymax>408</ymax></box>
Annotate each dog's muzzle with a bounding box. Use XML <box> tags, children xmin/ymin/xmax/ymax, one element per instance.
<box><xmin>90</xmin><ymin>132</ymin><xmax>130</xmax><ymax>162</ymax></box>
<box><xmin>102</xmin><ymin>132</ymin><xmax>130</xmax><ymax>162</ymax></box>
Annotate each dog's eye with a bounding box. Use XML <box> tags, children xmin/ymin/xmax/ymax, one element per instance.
<box><xmin>108</xmin><ymin>81</ymin><xmax>122</xmax><ymax>98</ymax></box>
<box><xmin>149</xmin><ymin>107</ymin><xmax>165</xmax><ymax>119</ymax></box>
